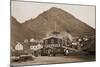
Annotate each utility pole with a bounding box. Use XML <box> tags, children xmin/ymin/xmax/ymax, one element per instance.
<box><xmin>54</xmin><ymin>22</ymin><xmax>56</xmax><ymax>32</ymax></box>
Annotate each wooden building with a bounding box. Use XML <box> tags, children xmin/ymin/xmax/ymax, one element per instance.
<box><xmin>43</xmin><ymin>36</ymin><xmax>64</xmax><ymax>48</ymax></box>
<box><xmin>41</xmin><ymin>35</ymin><xmax>69</xmax><ymax>56</ymax></box>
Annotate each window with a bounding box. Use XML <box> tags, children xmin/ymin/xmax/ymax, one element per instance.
<box><xmin>45</xmin><ymin>40</ymin><xmax>48</xmax><ymax>45</ymax></box>
<box><xmin>58</xmin><ymin>39</ymin><xmax>60</xmax><ymax>44</ymax></box>
<box><xmin>51</xmin><ymin>39</ymin><xmax>54</xmax><ymax>44</ymax></box>
<box><xmin>30</xmin><ymin>46</ymin><xmax>33</xmax><ymax>50</ymax></box>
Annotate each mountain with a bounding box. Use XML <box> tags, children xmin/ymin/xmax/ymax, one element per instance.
<box><xmin>11</xmin><ymin>16</ymin><xmax>33</xmax><ymax>46</ymax></box>
<box><xmin>22</xmin><ymin>7</ymin><xmax>95</xmax><ymax>39</ymax></box>
<box><xmin>11</xmin><ymin>7</ymin><xmax>95</xmax><ymax>52</ymax></box>
<box><xmin>11</xmin><ymin>16</ymin><xmax>21</xmax><ymax>46</ymax></box>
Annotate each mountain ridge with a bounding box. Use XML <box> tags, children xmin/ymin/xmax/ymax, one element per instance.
<box><xmin>22</xmin><ymin>7</ymin><xmax>95</xmax><ymax>38</ymax></box>
<box><xmin>11</xmin><ymin>7</ymin><xmax>95</xmax><ymax>46</ymax></box>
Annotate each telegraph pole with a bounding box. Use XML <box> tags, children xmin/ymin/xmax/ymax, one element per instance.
<box><xmin>55</xmin><ymin>22</ymin><xmax>57</xmax><ymax>32</ymax></box>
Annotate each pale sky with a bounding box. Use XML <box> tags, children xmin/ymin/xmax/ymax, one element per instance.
<box><xmin>11</xmin><ymin>1</ymin><xmax>96</xmax><ymax>28</ymax></box>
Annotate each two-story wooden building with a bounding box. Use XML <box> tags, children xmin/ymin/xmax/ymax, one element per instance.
<box><xmin>41</xmin><ymin>34</ymin><xmax>69</xmax><ymax>56</ymax></box>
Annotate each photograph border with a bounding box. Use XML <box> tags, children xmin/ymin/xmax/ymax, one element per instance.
<box><xmin>10</xmin><ymin>0</ymin><xmax>96</xmax><ymax>66</ymax></box>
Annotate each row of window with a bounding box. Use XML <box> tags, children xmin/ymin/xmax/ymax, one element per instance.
<box><xmin>44</xmin><ymin>39</ymin><xmax>64</xmax><ymax>44</ymax></box>
<box><xmin>44</xmin><ymin>44</ymin><xmax>61</xmax><ymax>48</ymax></box>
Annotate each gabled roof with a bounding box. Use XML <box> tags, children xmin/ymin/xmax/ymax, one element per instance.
<box><xmin>42</xmin><ymin>35</ymin><xmax>63</xmax><ymax>40</ymax></box>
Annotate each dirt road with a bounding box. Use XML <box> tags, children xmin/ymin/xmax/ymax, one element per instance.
<box><xmin>11</xmin><ymin>55</ymin><xmax>95</xmax><ymax>66</ymax></box>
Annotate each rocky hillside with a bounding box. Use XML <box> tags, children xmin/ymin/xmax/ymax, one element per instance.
<box><xmin>11</xmin><ymin>7</ymin><xmax>95</xmax><ymax>51</ymax></box>
<box><xmin>22</xmin><ymin>7</ymin><xmax>95</xmax><ymax>39</ymax></box>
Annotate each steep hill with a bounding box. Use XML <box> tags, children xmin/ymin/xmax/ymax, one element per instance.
<box><xmin>11</xmin><ymin>16</ymin><xmax>33</xmax><ymax>46</ymax></box>
<box><xmin>11</xmin><ymin>7</ymin><xmax>95</xmax><ymax>52</ymax></box>
<box><xmin>22</xmin><ymin>7</ymin><xmax>95</xmax><ymax>39</ymax></box>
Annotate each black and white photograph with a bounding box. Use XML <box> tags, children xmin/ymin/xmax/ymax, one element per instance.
<box><xmin>10</xmin><ymin>0</ymin><xmax>96</xmax><ymax>66</ymax></box>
